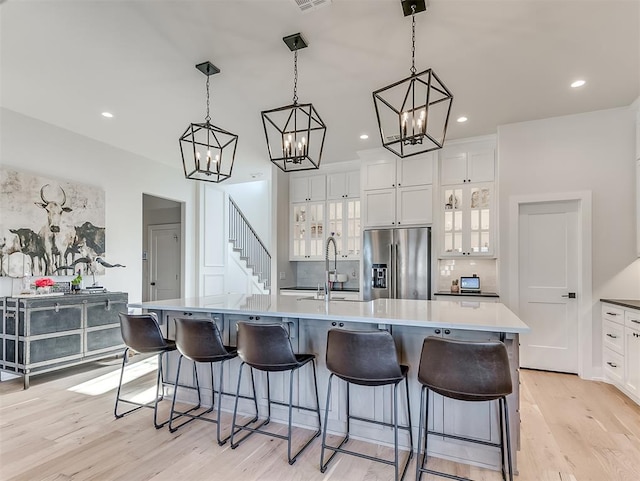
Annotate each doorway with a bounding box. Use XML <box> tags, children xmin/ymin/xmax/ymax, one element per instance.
<box><xmin>508</xmin><ymin>192</ymin><xmax>592</xmax><ymax>377</ymax></box>
<box><xmin>142</xmin><ymin>194</ymin><xmax>184</xmax><ymax>302</ymax></box>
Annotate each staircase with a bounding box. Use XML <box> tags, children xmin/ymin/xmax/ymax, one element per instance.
<box><xmin>228</xmin><ymin>197</ymin><xmax>271</xmax><ymax>292</ymax></box>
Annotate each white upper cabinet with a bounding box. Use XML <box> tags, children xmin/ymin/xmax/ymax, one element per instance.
<box><xmin>327</xmin><ymin>171</ymin><xmax>360</xmax><ymax>199</ymax></box>
<box><xmin>362</xmin><ymin>158</ymin><xmax>397</xmax><ymax>190</ymax></box>
<box><xmin>362</xmin><ymin>153</ymin><xmax>434</xmax><ymax>228</ymax></box>
<box><xmin>440</xmin><ymin>141</ymin><xmax>495</xmax><ymax>185</ymax></box>
<box><xmin>290</xmin><ymin>174</ymin><xmax>326</xmax><ymax>203</ymax></box>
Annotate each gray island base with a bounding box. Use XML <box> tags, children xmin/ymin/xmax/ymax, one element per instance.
<box><xmin>129</xmin><ymin>294</ymin><xmax>529</xmax><ymax>474</ymax></box>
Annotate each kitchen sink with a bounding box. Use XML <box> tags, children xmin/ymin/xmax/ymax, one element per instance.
<box><xmin>296</xmin><ymin>296</ymin><xmax>359</xmax><ymax>302</ymax></box>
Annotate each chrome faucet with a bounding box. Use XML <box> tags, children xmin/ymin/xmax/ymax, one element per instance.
<box><xmin>325</xmin><ymin>235</ymin><xmax>338</xmax><ymax>303</ymax></box>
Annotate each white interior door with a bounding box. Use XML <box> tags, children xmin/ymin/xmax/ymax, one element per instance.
<box><xmin>149</xmin><ymin>223</ymin><xmax>181</xmax><ymax>301</ymax></box>
<box><xmin>519</xmin><ymin>200</ymin><xmax>579</xmax><ymax>373</ymax></box>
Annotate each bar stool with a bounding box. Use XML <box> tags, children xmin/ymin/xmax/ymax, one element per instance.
<box><xmin>230</xmin><ymin>322</ymin><xmax>322</xmax><ymax>465</ymax></box>
<box><xmin>320</xmin><ymin>329</ymin><xmax>413</xmax><ymax>481</ymax></box>
<box><xmin>415</xmin><ymin>336</ymin><xmax>513</xmax><ymax>481</ymax></box>
<box><xmin>115</xmin><ymin>312</ymin><xmax>198</xmax><ymax>429</ymax></box>
<box><xmin>168</xmin><ymin>317</ymin><xmax>258</xmax><ymax>445</ymax></box>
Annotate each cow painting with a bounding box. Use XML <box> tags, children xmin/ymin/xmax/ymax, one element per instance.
<box><xmin>35</xmin><ymin>184</ymin><xmax>74</xmax><ymax>274</ymax></box>
<box><xmin>0</xmin><ymin>169</ymin><xmax>107</xmax><ymax>278</ymax></box>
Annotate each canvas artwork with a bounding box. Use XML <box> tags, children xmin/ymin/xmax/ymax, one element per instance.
<box><xmin>0</xmin><ymin>168</ymin><xmax>106</xmax><ymax>278</ymax></box>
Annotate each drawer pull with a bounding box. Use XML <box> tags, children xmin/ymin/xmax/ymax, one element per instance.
<box><xmin>606</xmin><ymin>361</ymin><xmax>618</xmax><ymax>368</ymax></box>
<box><xmin>606</xmin><ymin>312</ymin><xmax>619</xmax><ymax>316</ymax></box>
<box><xmin>54</xmin><ymin>302</ymin><xmax>60</xmax><ymax>313</ymax></box>
<box><xmin>105</xmin><ymin>299</ymin><xmax>111</xmax><ymax>311</ymax></box>
<box><xmin>630</xmin><ymin>319</ymin><xmax>640</xmax><ymax>324</ymax></box>
<box><xmin>606</xmin><ymin>333</ymin><xmax>617</xmax><ymax>339</ymax></box>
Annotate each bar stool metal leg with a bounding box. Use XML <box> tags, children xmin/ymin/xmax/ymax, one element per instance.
<box><xmin>167</xmin><ymin>354</ymin><xmax>209</xmax><ymax>433</ymax></box>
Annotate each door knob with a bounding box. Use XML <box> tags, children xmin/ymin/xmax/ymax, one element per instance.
<box><xmin>150</xmin><ymin>282</ymin><xmax>156</xmax><ymax>286</ymax></box>
<box><xmin>561</xmin><ymin>292</ymin><xmax>576</xmax><ymax>298</ymax></box>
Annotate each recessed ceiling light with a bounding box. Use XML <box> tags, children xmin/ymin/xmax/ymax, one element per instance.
<box><xmin>101</xmin><ymin>112</ymin><xmax>114</xmax><ymax>118</ymax></box>
<box><xmin>457</xmin><ymin>116</ymin><xmax>468</xmax><ymax>123</ymax></box>
<box><xmin>359</xmin><ymin>134</ymin><xmax>369</xmax><ymax>140</ymax></box>
<box><xmin>570</xmin><ymin>80</ymin><xmax>586</xmax><ymax>88</ymax></box>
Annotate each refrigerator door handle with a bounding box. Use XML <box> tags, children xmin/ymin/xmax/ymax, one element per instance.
<box><xmin>393</xmin><ymin>243</ymin><xmax>398</xmax><ymax>299</ymax></box>
<box><xmin>389</xmin><ymin>243</ymin><xmax>394</xmax><ymax>299</ymax></box>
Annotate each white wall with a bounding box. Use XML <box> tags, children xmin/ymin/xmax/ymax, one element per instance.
<box><xmin>0</xmin><ymin>108</ymin><xmax>198</xmax><ymax>302</ymax></box>
<box><xmin>498</xmin><ymin>106</ymin><xmax>640</xmax><ymax>372</ymax></box>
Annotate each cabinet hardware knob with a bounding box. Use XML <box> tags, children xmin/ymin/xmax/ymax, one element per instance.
<box><xmin>249</xmin><ymin>316</ymin><xmax>254</xmax><ymax>320</ymax></box>
<box><xmin>435</xmin><ymin>329</ymin><xmax>441</xmax><ymax>334</ymax></box>
<box><xmin>339</xmin><ymin>322</ymin><xmax>344</xmax><ymax>327</ymax></box>
<box><xmin>256</xmin><ymin>316</ymin><xmax>260</xmax><ymax>320</ymax></box>
<box><xmin>392</xmin><ymin>184</ymin><xmax>395</xmax><ymax>187</ymax></box>
<box><xmin>607</xmin><ymin>361</ymin><xmax>617</xmax><ymax>368</ymax></box>
<box><xmin>398</xmin><ymin>183</ymin><xmax>401</xmax><ymax>186</ymax></box>
<box><xmin>54</xmin><ymin>302</ymin><xmax>60</xmax><ymax>313</ymax></box>
<box><xmin>332</xmin><ymin>322</ymin><xmax>337</xmax><ymax>326</ymax></box>
<box><xmin>444</xmin><ymin>329</ymin><xmax>451</xmax><ymax>335</ymax></box>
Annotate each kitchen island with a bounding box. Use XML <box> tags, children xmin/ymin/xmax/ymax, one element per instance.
<box><xmin>129</xmin><ymin>294</ymin><xmax>529</xmax><ymax>473</ymax></box>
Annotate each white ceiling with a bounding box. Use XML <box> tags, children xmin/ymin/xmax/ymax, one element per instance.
<box><xmin>1</xmin><ymin>0</ymin><xmax>638</xmax><ymax>183</ymax></box>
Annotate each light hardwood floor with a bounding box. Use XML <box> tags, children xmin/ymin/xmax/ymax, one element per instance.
<box><xmin>1</xmin><ymin>359</ymin><xmax>639</xmax><ymax>481</ymax></box>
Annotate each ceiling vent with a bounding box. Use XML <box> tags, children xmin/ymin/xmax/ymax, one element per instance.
<box><xmin>290</xmin><ymin>0</ymin><xmax>331</xmax><ymax>13</ymax></box>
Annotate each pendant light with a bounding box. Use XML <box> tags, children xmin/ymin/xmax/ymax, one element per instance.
<box><xmin>373</xmin><ymin>0</ymin><xmax>453</xmax><ymax>158</ymax></box>
<box><xmin>261</xmin><ymin>33</ymin><xmax>327</xmax><ymax>172</ymax></box>
<box><xmin>179</xmin><ymin>61</ymin><xmax>238</xmax><ymax>183</ymax></box>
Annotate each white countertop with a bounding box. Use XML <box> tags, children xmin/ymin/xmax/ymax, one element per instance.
<box><xmin>129</xmin><ymin>295</ymin><xmax>530</xmax><ymax>334</ymax></box>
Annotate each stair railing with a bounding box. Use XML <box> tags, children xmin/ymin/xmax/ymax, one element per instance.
<box><xmin>228</xmin><ymin>196</ymin><xmax>271</xmax><ymax>292</ymax></box>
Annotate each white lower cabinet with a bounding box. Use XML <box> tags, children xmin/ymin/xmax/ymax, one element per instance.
<box><xmin>602</xmin><ymin>303</ymin><xmax>640</xmax><ymax>405</ymax></box>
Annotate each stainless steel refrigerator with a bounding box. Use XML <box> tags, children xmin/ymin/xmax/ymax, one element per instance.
<box><xmin>362</xmin><ymin>227</ymin><xmax>431</xmax><ymax>301</ymax></box>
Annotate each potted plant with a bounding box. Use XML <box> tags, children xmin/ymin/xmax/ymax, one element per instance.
<box><xmin>34</xmin><ymin>277</ymin><xmax>55</xmax><ymax>294</ymax></box>
<box><xmin>71</xmin><ymin>272</ymin><xmax>82</xmax><ymax>292</ymax></box>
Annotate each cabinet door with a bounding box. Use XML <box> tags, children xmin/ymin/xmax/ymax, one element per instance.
<box><xmin>328</xmin><ymin>199</ymin><xmax>361</xmax><ymax>258</ymax></box>
<box><xmin>291</xmin><ymin>177</ymin><xmax>310</xmax><ymax>203</ymax></box>
<box><xmin>623</xmin><ymin>328</ymin><xmax>640</xmax><ymax>399</ymax></box>
<box><xmin>290</xmin><ymin>203</ymin><xmax>308</xmax><ymax>260</ymax></box>
<box><xmin>468</xmin><ymin>183</ymin><xmax>493</xmax><ymax>255</ymax></box>
<box><xmin>291</xmin><ymin>175</ymin><xmax>326</xmax><ymax>202</ymax></box>
<box><xmin>397</xmin><ymin>185</ymin><xmax>432</xmax><ymax>225</ymax></box>
<box><xmin>344</xmin><ymin>199</ymin><xmax>361</xmax><ymax>258</ymax></box>
<box><xmin>362</xmin><ymin>158</ymin><xmax>396</xmax><ymax>190</ymax></box>
<box><xmin>346</xmin><ymin>171</ymin><xmax>360</xmax><ymax>198</ymax></box>
<box><xmin>308</xmin><ymin>175</ymin><xmax>326</xmax><ymax>201</ymax></box>
<box><xmin>363</xmin><ymin>188</ymin><xmax>396</xmax><ymax>227</ymax></box>
<box><xmin>398</xmin><ymin>154</ymin><xmax>434</xmax><ymax>187</ymax></box>
<box><xmin>440</xmin><ymin>152</ymin><xmax>467</xmax><ymax>185</ymax></box>
<box><xmin>442</xmin><ymin>187</ymin><xmax>464</xmax><ymax>254</ymax></box>
<box><xmin>467</xmin><ymin>149</ymin><xmax>495</xmax><ymax>183</ymax></box>
<box><xmin>307</xmin><ymin>202</ymin><xmax>325</xmax><ymax>259</ymax></box>
<box><xmin>327</xmin><ymin>173</ymin><xmax>347</xmax><ymax>200</ymax></box>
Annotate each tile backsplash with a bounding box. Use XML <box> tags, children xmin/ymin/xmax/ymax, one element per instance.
<box><xmin>437</xmin><ymin>258</ymin><xmax>498</xmax><ymax>293</ymax></box>
<box><xmin>293</xmin><ymin>261</ymin><xmax>360</xmax><ymax>290</ymax></box>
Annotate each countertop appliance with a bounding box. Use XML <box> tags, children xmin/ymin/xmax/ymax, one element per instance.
<box><xmin>460</xmin><ymin>276</ymin><xmax>481</xmax><ymax>293</ymax></box>
<box><xmin>362</xmin><ymin>227</ymin><xmax>431</xmax><ymax>301</ymax></box>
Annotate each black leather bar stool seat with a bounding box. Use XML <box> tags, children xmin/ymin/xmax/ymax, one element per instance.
<box><xmin>320</xmin><ymin>329</ymin><xmax>414</xmax><ymax>481</ymax></box>
<box><xmin>230</xmin><ymin>322</ymin><xmax>322</xmax><ymax>465</ymax></box>
<box><xmin>416</xmin><ymin>336</ymin><xmax>513</xmax><ymax>481</ymax></box>
<box><xmin>115</xmin><ymin>312</ymin><xmax>195</xmax><ymax>429</ymax></box>
<box><xmin>168</xmin><ymin>317</ymin><xmax>258</xmax><ymax>445</ymax></box>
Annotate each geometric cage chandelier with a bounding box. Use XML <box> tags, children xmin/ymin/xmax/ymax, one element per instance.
<box><xmin>261</xmin><ymin>33</ymin><xmax>327</xmax><ymax>172</ymax></box>
<box><xmin>373</xmin><ymin>0</ymin><xmax>453</xmax><ymax>158</ymax></box>
<box><xmin>179</xmin><ymin>61</ymin><xmax>238</xmax><ymax>183</ymax></box>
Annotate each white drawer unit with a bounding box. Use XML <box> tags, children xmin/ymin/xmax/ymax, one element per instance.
<box><xmin>602</xmin><ymin>318</ymin><xmax>624</xmax><ymax>354</ymax></box>
<box><xmin>603</xmin><ymin>348</ymin><xmax>625</xmax><ymax>385</ymax></box>
<box><xmin>601</xmin><ymin>301</ymin><xmax>640</xmax><ymax>405</ymax></box>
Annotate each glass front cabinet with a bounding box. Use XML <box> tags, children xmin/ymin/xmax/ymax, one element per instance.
<box><xmin>327</xmin><ymin>198</ymin><xmax>361</xmax><ymax>259</ymax></box>
<box><xmin>290</xmin><ymin>202</ymin><xmax>325</xmax><ymax>260</ymax></box>
<box><xmin>441</xmin><ymin>183</ymin><xmax>494</xmax><ymax>257</ymax></box>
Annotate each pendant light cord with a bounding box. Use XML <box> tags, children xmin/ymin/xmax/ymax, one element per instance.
<box><xmin>293</xmin><ymin>47</ymin><xmax>299</xmax><ymax>105</ymax></box>
<box><xmin>411</xmin><ymin>4</ymin><xmax>417</xmax><ymax>75</ymax></box>
<box><xmin>205</xmin><ymin>74</ymin><xmax>211</xmax><ymax>123</ymax></box>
